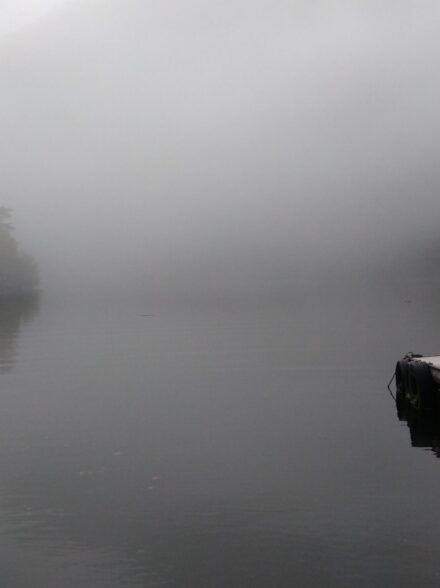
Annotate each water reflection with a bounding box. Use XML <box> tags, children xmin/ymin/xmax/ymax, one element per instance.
<box><xmin>395</xmin><ymin>391</ymin><xmax>440</xmax><ymax>457</ymax></box>
<box><xmin>0</xmin><ymin>294</ymin><xmax>39</xmax><ymax>372</ymax></box>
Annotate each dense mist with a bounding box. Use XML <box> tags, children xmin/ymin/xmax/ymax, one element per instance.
<box><xmin>2</xmin><ymin>5</ymin><xmax>440</xmax><ymax>586</ymax></box>
<box><xmin>1</xmin><ymin>0</ymin><xmax>439</xmax><ymax>298</ymax></box>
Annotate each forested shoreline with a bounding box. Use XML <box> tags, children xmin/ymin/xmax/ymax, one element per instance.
<box><xmin>0</xmin><ymin>206</ymin><xmax>38</xmax><ymax>297</ymax></box>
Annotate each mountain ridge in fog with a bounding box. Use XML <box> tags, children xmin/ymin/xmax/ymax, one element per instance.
<box><xmin>1</xmin><ymin>0</ymin><xmax>440</xmax><ymax>298</ymax></box>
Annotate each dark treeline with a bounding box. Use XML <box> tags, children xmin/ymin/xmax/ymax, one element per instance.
<box><xmin>0</xmin><ymin>207</ymin><xmax>38</xmax><ymax>297</ymax></box>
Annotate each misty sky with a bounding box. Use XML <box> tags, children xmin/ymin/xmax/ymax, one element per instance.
<box><xmin>1</xmin><ymin>0</ymin><xmax>440</xmax><ymax>296</ymax></box>
<box><xmin>0</xmin><ymin>0</ymin><xmax>69</xmax><ymax>37</ymax></box>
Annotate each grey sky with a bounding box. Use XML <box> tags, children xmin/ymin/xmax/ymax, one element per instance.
<box><xmin>1</xmin><ymin>0</ymin><xmax>439</xmax><ymax>296</ymax></box>
<box><xmin>0</xmin><ymin>0</ymin><xmax>69</xmax><ymax>37</ymax></box>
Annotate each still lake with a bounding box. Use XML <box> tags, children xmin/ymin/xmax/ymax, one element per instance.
<box><xmin>1</xmin><ymin>284</ymin><xmax>440</xmax><ymax>587</ymax></box>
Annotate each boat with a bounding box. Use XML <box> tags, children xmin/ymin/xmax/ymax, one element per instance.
<box><xmin>394</xmin><ymin>353</ymin><xmax>440</xmax><ymax>411</ymax></box>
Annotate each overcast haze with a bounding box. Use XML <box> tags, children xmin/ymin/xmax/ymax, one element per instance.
<box><xmin>0</xmin><ymin>0</ymin><xmax>68</xmax><ymax>37</ymax></box>
<box><xmin>1</xmin><ymin>0</ymin><xmax>439</xmax><ymax>298</ymax></box>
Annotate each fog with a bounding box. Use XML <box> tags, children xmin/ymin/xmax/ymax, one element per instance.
<box><xmin>3</xmin><ymin>5</ymin><xmax>440</xmax><ymax>585</ymax></box>
<box><xmin>1</xmin><ymin>0</ymin><xmax>440</xmax><ymax>299</ymax></box>
<box><xmin>0</xmin><ymin>1</ymin><xmax>67</xmax><ymax>37</ymax></box>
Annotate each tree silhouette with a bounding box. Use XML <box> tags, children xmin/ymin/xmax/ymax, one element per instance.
<box><xmin>0</xmin><ymin>207</ymin><xmax>38</xmax><ymax>296</ymax></box>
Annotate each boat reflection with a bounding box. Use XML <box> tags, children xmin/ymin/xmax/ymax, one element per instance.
<box><xmin>0</xmin><ymin>294</ymin><xmax>39</xmax><ymax>373</ymax></box>
<box><xmin>395</xmin><ymin>391</ymin><xmax>440</xmax><ymax>457</ymax></box>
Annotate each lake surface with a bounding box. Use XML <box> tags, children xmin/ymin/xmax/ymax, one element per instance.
<box><xmin>1</xmin><ymin>285</ymin><xmax>440</xmax><ymax>587</ymax></box>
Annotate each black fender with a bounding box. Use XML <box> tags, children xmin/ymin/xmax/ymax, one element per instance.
<box><xmin>396</xmin><ymin>359</ymin><xmax>411</xmax><ymax>396</ymax></box>
<box><xmin>396</xmin><ymin>389</ymin><xmax>408</xmax><ymax>420</ymax></box>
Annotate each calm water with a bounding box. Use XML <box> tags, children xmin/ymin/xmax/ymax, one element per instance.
<box><xmin>1</xmin><ymin>286</ymin><xmax>440</xmax><ymax>587</ymax></box>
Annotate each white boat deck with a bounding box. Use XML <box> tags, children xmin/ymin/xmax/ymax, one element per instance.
<box><xmin>414</xmin><ymin>356</ymin><xmax>440</xmax><ymax>371</ymax></box>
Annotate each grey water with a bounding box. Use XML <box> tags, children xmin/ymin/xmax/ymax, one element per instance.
<box><xmin>1</xmin><ymin>284</ymin><xmax>440</xmax><ymax>588</ymax></box>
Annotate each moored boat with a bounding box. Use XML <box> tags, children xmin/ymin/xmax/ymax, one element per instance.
<box><xmin>394</xmin><ymin>353</ymin><xmax>440</xmax><ymax>411</ymax></box>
